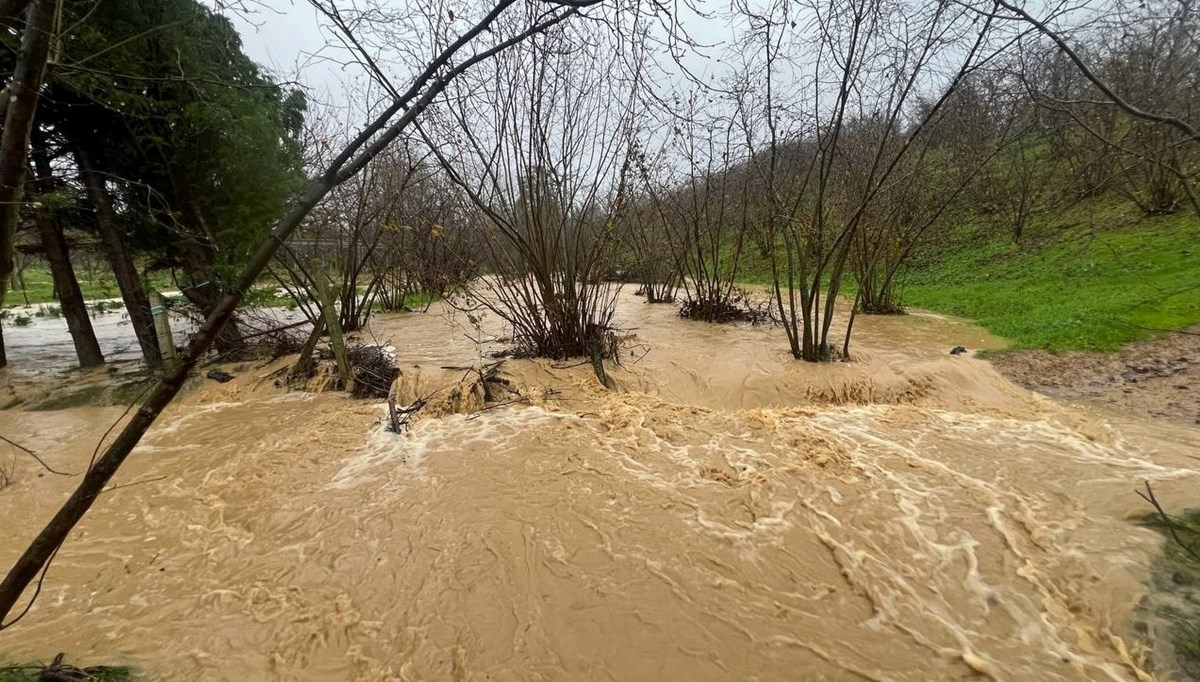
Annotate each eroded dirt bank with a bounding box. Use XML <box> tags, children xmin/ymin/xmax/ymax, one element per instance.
<box><xmin>989</xmin><ymin>327</ymin><xmax>1200</xmax><ymax>427</ymax></box>
<box><xmin>0</xmin><ymin>290</ymin><xmax>1197</xmax><ymax>681</ymax></box>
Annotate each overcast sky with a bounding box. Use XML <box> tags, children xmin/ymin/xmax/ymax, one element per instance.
<box><xmin>226</xmin><ymin>2</ymin><xmax>344</xmax><ymax>93</ymax></box>
<box><xmin>223</xmin><ymin>0</ymin><xmax>741</xmax><ymax>107</ymax></box>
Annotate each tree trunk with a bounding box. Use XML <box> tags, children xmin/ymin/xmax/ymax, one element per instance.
<box><xmin>0</xmin><ymin>323</ymin><xmax>7</xmax><ymax>369</ymax></box>
<box><xmin>32</xmin><ymin>138</ymin><xmax>103</xmax><ymax>368</ymax></box>
<box><xmin>0</xmin><ymin>0</ymin><xmax>59</xmax><ymax>307</ymax></box>
<box><xmin>177</xmin><ymin>270</ymin><xmax>244</xmax><ymax>356</ymax></box>
<box><xmin>0</xmin><ymin>0</ymin><xmax>579</xmax><ymax>625</ymax></box>
<box><xmin>33</xmin><ymin>211</ymin><xmax>104</xmax><ymax>368</ymax></box>
<box><xmin>75</xmin><ymin>149</ymin><xmax>162</xmax><ymax>369</ymax></box>
<box><xmin>166</xmin><ymin>164</ymin><xmax>245</xmax><ymax>355</ymax></box>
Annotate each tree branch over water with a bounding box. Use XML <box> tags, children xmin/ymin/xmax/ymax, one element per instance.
<box><xmin>0</xmin><ymin>434</ymin><xmax>71</xmax><ymax>477</ymax></box>
<box><xmin>0</xmin><ymin>0</ymin><xmax>607</xmax><ymax>628</ymax></box>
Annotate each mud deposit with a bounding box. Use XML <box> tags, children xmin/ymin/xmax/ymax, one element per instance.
<box><xmin>1</xmin><ymin>289</ymin><xmax>1198</xmax><ymax>681</ymax></box>
<box><xmin>991</xmin><ymin>327</ymin><xmax>1200</xmax><ymax>427</ymax></box>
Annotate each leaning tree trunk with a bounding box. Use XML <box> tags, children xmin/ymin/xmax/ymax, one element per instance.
<box><xmin>0</xmin><ymin>0</ymin><xmax>585</xmax><ymax>625</ymax></box>
<box><xmin>32</xmin><ymin>137</ymin><xmax>104</xmax><ymax>368</ymax></box>
<box><xmin>33</xmin><ymin>209</ymin><xmax>104</xmax><ymax>368</ymax></box>
<box><xmin>178</xmin><ymin>274</ymin><xmax>244</xmax><ymax>356</ymax></box>
<box><xmin>75</xmin><ymin>149</ymin><xmax>162</xmax><ymax>369</ymax></box>
<box><xmin>167</xmin><ymin>164</ymin><xmax>245</xmax><ymax>355</ymax></box>
<box><xmin>0</xmin><ymin>0</ymin><xmax>58</xmax><ymax>307</ymax></box>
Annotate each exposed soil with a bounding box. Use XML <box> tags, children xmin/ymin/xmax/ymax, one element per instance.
<box><xmin>989</xmin><ymin>327</ymin><xmax>1200</xmax><ymax>427</ymax></box>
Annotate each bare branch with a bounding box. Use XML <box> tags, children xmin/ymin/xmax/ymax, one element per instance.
<box><xmin>0</xmin><ymin>435</ymin><xmax>71</xmax><ymax>477</ymax></box>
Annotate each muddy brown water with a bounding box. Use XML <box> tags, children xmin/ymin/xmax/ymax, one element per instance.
<box><xmin>1</xmin><ymin>287</ymin><xmax>1198</xmax><ymax>681</ymax></box>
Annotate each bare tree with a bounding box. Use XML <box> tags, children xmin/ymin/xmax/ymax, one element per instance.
<box><xmin>995</xmin><ymin>0</ymin><xmax>1200</xmax><ymax>215</ymax></box>
<box><xmin>732</xmin><ymin>0</ymin><xmax>1001</xmax><ymax>360</ymax></box>
<box><xmin>368</xmin><ymin>164</ymin><xmax>479</xmax><ymax>312</ymax></box>
<box><xmin>285</xmin><ymin>129</ymin><xmax>425</xmax><ymax>331</ymax></box>
<box><xmin>616</xmin><ymin>167</ymin><xmax>682</xmax><ymax>304</ymax></box>
<box><xmin>641</xmin><ymin>99</ymin><xmax>755</xmax><ymax>321</ymax></box>
<box><xmin>421</xmin><ymin>15</ymin><xmax>640</xmax><ymax>365</ymax></box>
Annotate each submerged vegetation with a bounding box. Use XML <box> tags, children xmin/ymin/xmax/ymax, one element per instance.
<box><xmin>0</xmin><ymin>657</ymin><xmax>135</xmax><ymax>681</ymax></box>
<box><xmin>1139</xmin><ymin>504</ymin><xmax>1200</xmax><ymax>679</ymax></box>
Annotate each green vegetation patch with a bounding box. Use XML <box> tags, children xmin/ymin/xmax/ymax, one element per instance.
<box><xmin>1138</xmin><ymin>507</ymin><xmax>1200</xmax><ymax>680</ymax></box>
<box><xmin>899</xmin><ymin>202</ymin><xmax>1200</xmax><ymax>351</ymax></box>
<box><xmin>4</xmin><ymin>266</ymin><xmax>174</xmax><ymax>307</ymax></box>
<box><xmin>239</xmin><ymin>287</ymin><xmax>294</xmax><ymax>309</ymax></box>
<box><xmin>0</xmin><ymin>659</ymin><xmax>136</xmax><ymax>681</ymax></box>
<box><xmin>27</xmin><ymin>379</ymin><xmax>154</xmax><ymax>411</ymax></box>
<box><xmin>401</xmin><ymin>291</ymin><xmax>437</xmax><ymax>311</ymax></box>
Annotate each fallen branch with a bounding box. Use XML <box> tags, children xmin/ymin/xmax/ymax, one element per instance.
<box><xmin>1137</xmin><ymin>481</ymin><xmax>1200</xmax><ymax>564</ymax></box>
<box><xmin>0</xmin><ymin>434</ymin><xmax>70</xmax><ymax>476</ymax></box>
<box><xmin>237</xmin><ymin>318</ymin><xmax>311</xmax><ymax>341</ymax></box>
<box><xmin>101</xmin><ymin>475</ymin><xmax>169</xmax><ymax>495</ymax></box>
<box><xmin>5</xmin><ymin>652</ymin><xmax>132</xmax><ymax>682</ymax></box>
<box><xmin>387</xmin><ymin>396</ymin><xmax>427</xmax><ymax>433</ymax></box>
<box><xmin>1134</xmin><ymin>325</ymin><xmax>1200</xmax><ymax>338</ymax></box>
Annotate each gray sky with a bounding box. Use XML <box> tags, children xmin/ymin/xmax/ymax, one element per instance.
<box><xmin>225</xmin><ymin>2</ymin><xmax>344</xmax><ymax>93</ymax></box>
<box><xmin>223</xmin><ymin>0</ymin><xmax>740</xmax><ymax>104</ymax></box>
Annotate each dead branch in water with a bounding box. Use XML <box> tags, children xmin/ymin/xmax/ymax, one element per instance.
<box><xmin>0</xmin><ymin>434</ymin><xmax>70</xmax><ymax>477</ymax></box>
<box><xmin>100</xmin><ymin>475</ymin><xmax>170</xmax><ymax>495</ymax></box>
<box><xmin>348</xmin><ymin>344</ymin><xmax>399</xmax><ymax>399</ymax></box>
<box><xmin>387</xmin><ymin>396</ymin><xmax>426</xmax><ymax>433</ymax></box>
<box><xmin>387</xmin><ymin>360</ymin><xmax>549</xmax><ymax>428</ymax></box>
<box><xmin>0</xmin><ymin>652</ymin><xmax>132</xmax><ymax>681</ymax></box>
<box><xmin>1138</xmin><ymin>481</ymin><xmax>1200</xmax><ymax>564</ymax></box>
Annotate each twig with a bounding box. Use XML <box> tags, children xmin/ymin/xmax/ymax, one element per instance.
<box><xmin>549</xmin><ymin>360</ymin><xmax>591</xmax><ymax>370</ymax></box>
<box><xmin>238</xmin><ymin>319</ymin><xmax>311</xmax><ymax>341</ymax></box>
<box><xmin>87</xmin><ymin>390</ymin><xmax>147</xmax><ymax>473</ymax></box>
<box><xmin>0</xmin><ymin>434</ymin><xmax>71</xmax><ymax>476</ymax></box>
<box><xmin>0</xmin><ymin>544</ymin><xmax>59</xmax><ymax>631</ymax></box>
<box><xmin>1134</xmin><ymin>326</ymin><xmax>1200</xmax><ymax>338</ymax></box>
<box><xmin>101</xmin><ymin>475</ymin><xmax>169</xmax><ymax>495</ymax></box>
<box><xmin>1137</xmin><ymin>481</ymin><xmax>1200</xmax><ymax>564</ymax></box>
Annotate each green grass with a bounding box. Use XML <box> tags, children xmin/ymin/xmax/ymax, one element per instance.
<box><xmin>897</xmin><ymin>200</ymin><xmax>1200</xmax><ymax>351</ymax></box>
<box><xmin>239</xmin><ymin>286</ymin><xmax>294</xmax><ymax>309</ymax></box>
<box><xmin>375</xmin><ymin>291</ymin><xmax>440</xmax><ymax>312</ymax></box>
<box><xmin>401</xmin><ymin>291</ymin><xmax>437</xmax><ymax>311</ymax></box>
<box><xmin>4</xmin><ymin>266</ymin><xmax>174</xmax><ymax>306</ymax></box>
<box><xmin>731</xmin><ymin>198</ymin><xmax>1198</xmax><ymax>351</ymax></box>
<box><xmin>3</xmin><ymin>266</ymin><xmax>299</xmax><ymax>311</ymax></box>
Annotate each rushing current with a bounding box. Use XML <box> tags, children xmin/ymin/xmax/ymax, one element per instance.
<box><xmin>0</xmin><ymin>287</ymin><xmax>1197</xmax><ymax>681</ymax></box>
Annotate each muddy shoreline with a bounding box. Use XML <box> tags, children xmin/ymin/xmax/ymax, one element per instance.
<box><xmin>988</xmin><ymin>327</ymin><xmax>1200</xmax><ymax>427</ymax></box>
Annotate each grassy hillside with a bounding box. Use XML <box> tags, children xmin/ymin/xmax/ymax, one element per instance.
<box><xmin>898</xmin><ymin>200</ymin><xmax>1200</xmax><ymax>351</ymax></box>
<box><xmin>731</xmin><ymin>198</ymin><xmax>1198</xmax><ymax>351</ymax></box>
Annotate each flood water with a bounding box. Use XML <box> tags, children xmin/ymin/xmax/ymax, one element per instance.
<box><xmin>0</xmin><ymin>304</ymin><xmax>197</xmax><ymax>377</ymax></box>
<box><xmin>0</xmin><ymin>287</ymin><xmax>1197</xmax><ymax>681</ymax></box>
